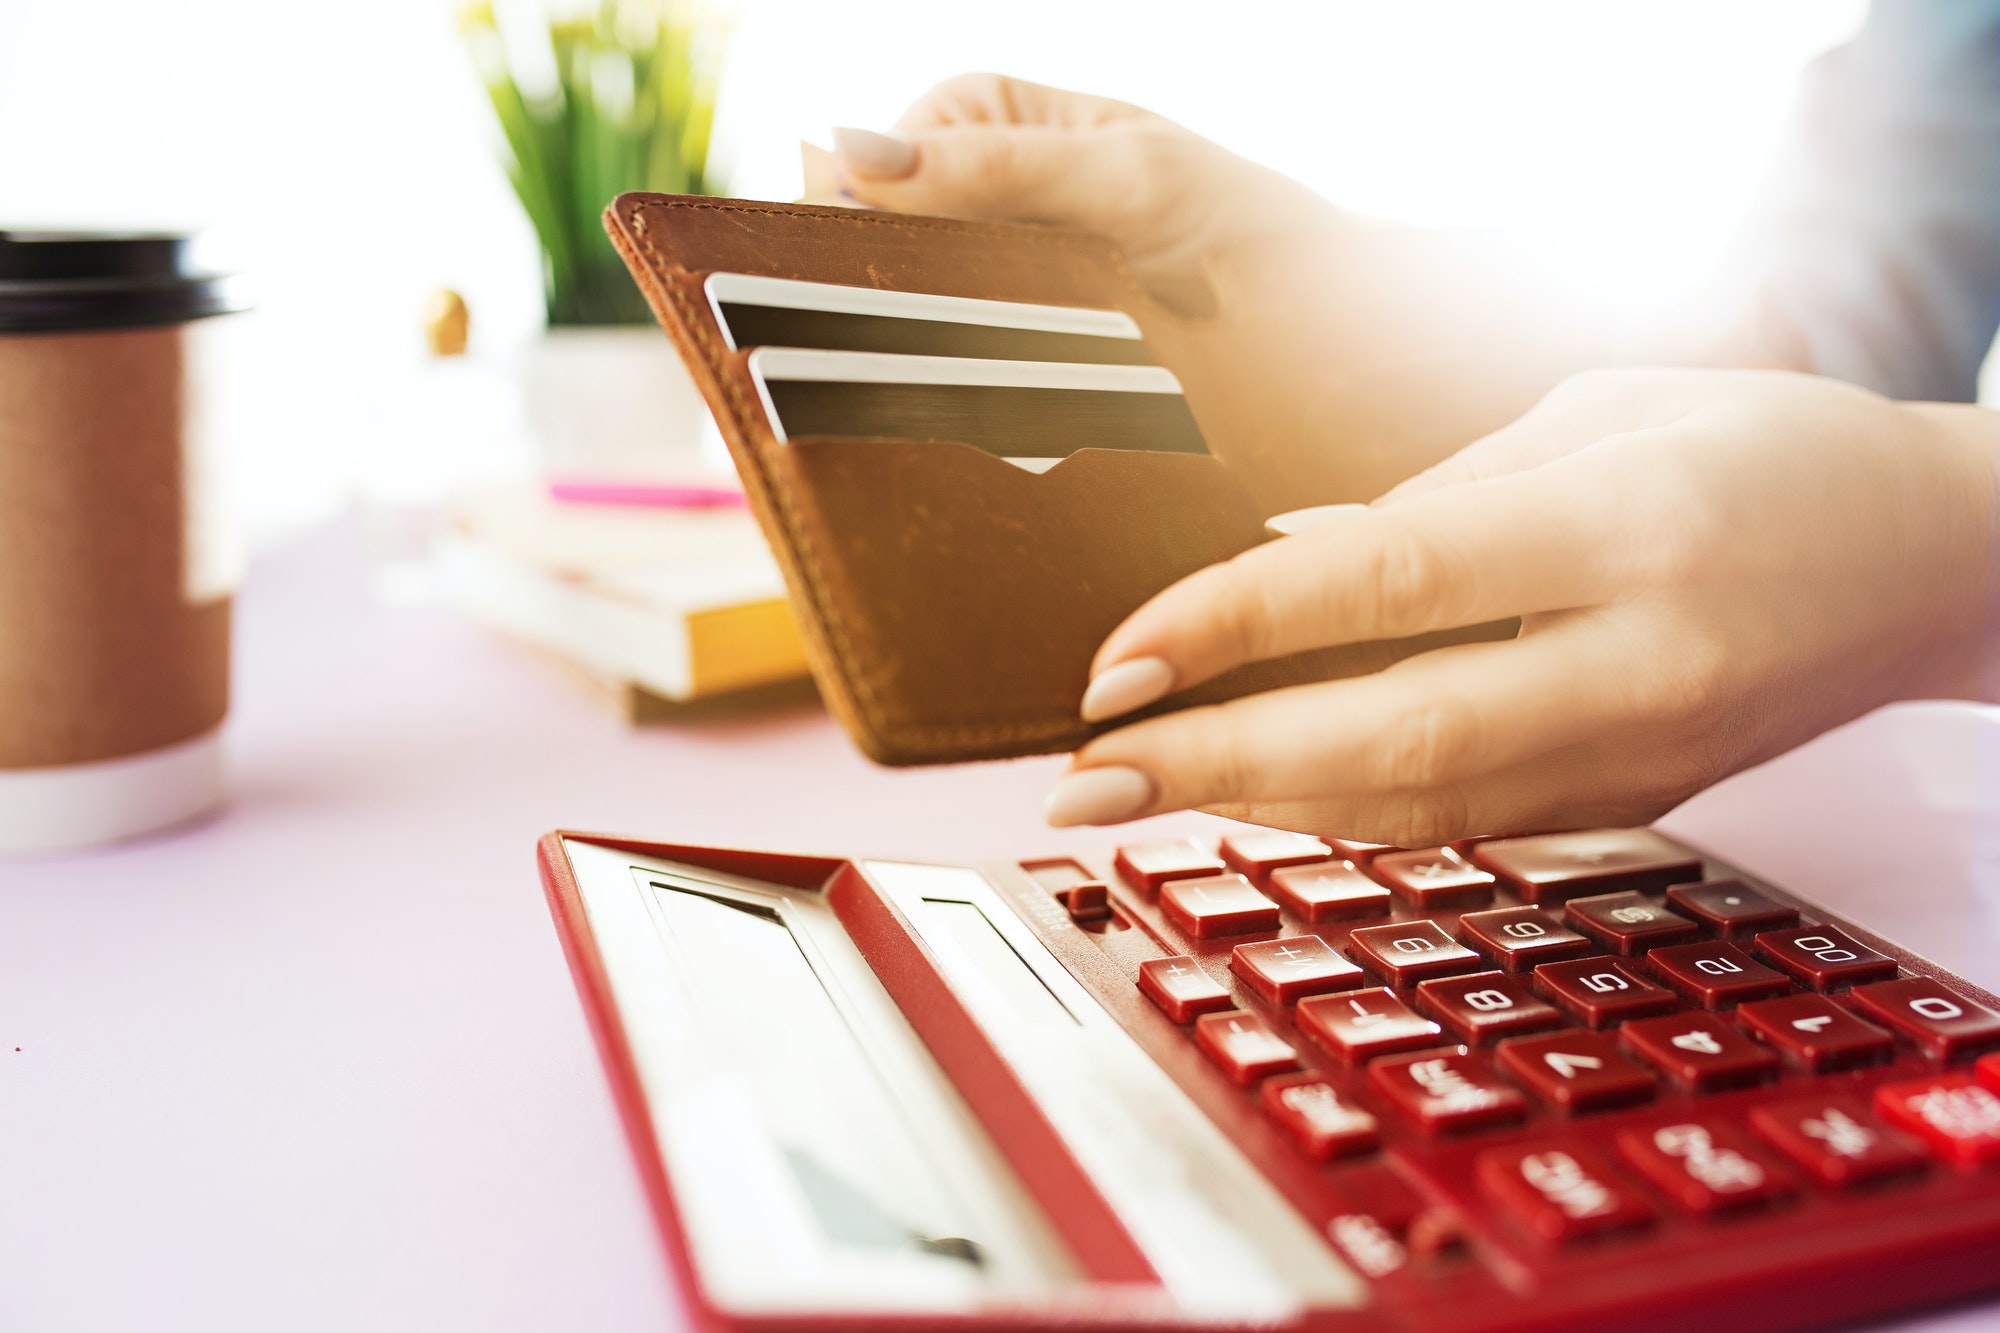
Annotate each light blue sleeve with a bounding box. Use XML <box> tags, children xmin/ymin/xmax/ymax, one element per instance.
<box><xmin>1745</xmin><ymin>0</ymin><xmax>2000</xmax><ymax>402</ymax></box>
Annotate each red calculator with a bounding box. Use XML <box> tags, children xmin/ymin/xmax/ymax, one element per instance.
<box><xmin>539</xmin><ymin>827</ymin><xmax>2000</xmax><ymax>1332</ymax></box>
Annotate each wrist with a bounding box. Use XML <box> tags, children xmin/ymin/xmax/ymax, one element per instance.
<box><xmin>1899</xmin><ymin>401</ymin><xmax>2000</xmax><ymax>703</ymax></box>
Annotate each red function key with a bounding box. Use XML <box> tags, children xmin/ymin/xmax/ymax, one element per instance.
<box><xmin>1415</xmin><ymin>971</ymin><xmax>1565</xmax><ymax>1045</ymax></box>
<box><xmin>1231</xmin><ymin>935</ymin><xmax>1366</xmax><ymax>1005</ymax></box>
<box><xmin>1220</xmin><ymin>830</ymin><xmax>1334</xmax><ymax>882</ymax></box>
<box><xmin>1347</xmin><ymin>919</ymin><xmax>1486</xmax><ymax>987</ymax></box>
<box><xmin>1160</xmin><ymin>874</ymin><xmax>1282</xmax><ymax>939</ymax></box>
<box><xmin>1749</xmin><ymin>1095</ymin><xmax>1928</xmax><ymax>1187</ymax></box>
<box><xmin>1849</xmin><ymin>977</ymin><xmax>2000</xmax><ymax>1062</ymax></box>
<box><xmin>1114</xmin><ymin>840</ymin><xmax>1226</xmax><ymax>893</ymax></box>
<box><xmin>1616</xmin><ymin>1121</ymin><xmax>1794</xmax><ymax>1215</ymax></box>
<box><xmin>1267</xmin><ymin>861</ymin><xmax>1391</xmax><ymax>923</ymax></box>
<box><xmin>1752</xmin><ymin>925</ymin><xmax>1897</xmax><ymax>991</ymax></box>
<box><xmin>1370</xmin><ymin>1049</ymin><xmax>1527</xmax><ymax>1135</ymax></box>
<box><xmin>1564</xmin><ymin>892</ymin><xmax>1701</xmax><ymax>956</ymax></box>
<box><xmin>1138</xmin><ymin>956</ymin><xmax>1234</xmax><ymax>1024</ymax></box>
<box><xmin>1644</xmin><ymin>941</ymin><xmax>1793</xmax><ymax>1009</ymax></box>
<box><xmin>1497</xmin><ymin>1030</ymin><xmax>1657</xmax><ymax>1113</ymax></box>
<box><xmin>1665</xmin><ymin>881</ymin><xmax>1799</xmax><ymax>941</ymax></box>
<box><xmin>1473</xmin><ymin>827</ymin><xmax>1703</xmax><ymax>905</ymax></box>
<box><xmin>1873</xmin><ymin>1075</ymin><xmax>2000</xmax><ymax>1167</ymax></box>
<box><xmin>1194</xmin><ymin>1010</ymin><xmax>1300</xmax><ymax>1085</ymax></box>
<box><xmin>1368</xmin><ymin>847</ymin><xmax>1496</xmax><ymax>911</ymax></box>
<box><xmin>1735</xmin><ymin>993</ymin><xmax>1895</xmax><ymax>1073</ymax></box>
<box><xmin>1455</xmin><ymin>907</ymin><xmax>1594</xmax><ymax>973</ymax></box>
<box><xmin>1533</xmin><ymin>958</ymin><xmax>1682</xmax><ymax>1029</ymax></box>
<box><xmin>1476</xmin><ymin>1143</ymin><xmax>1654</xmax><ymax>1243</ymax></box>
<box><xmin>1980</xmin><ymin>1053</ymin><xmax>2000</xmax><ymax>1094</ymax></box>
<box><xmin>1262</xmin><ymin>1074</ymin><xmax>1381</xmax><ymax>1160</ymax></box>
<box><xmin>1619</xmin><ymin>1013</ymin><xmax>1779</xmax><ymax>1092</ymax></box>
<box><xmin>1297</xmin><ymin>987</ymin><xmax>1445</xmax><ymax>1064</ymax></box>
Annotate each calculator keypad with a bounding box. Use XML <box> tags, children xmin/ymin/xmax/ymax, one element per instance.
<box><xmin>1062</xmin><ymin>831</ymin><xmax>1991</xmax><ymax>1299</ymax></box>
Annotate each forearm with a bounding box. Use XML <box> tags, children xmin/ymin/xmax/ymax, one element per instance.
<box><xmin>1901</xmin><ymin>401</ymin><xmax>2000</xmax><ymax>704</ymax></box>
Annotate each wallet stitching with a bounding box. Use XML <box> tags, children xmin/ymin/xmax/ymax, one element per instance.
<box><xmin>627</xmin><ymin>197</ymin><xmax>1134</xmax><ymax>750</ymax></box>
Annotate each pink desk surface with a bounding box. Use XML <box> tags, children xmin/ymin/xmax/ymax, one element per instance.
<box><xmin>3</xmin><ymin>519</ymin><xmax>1997</xmax><ymax>1332</ymax></box>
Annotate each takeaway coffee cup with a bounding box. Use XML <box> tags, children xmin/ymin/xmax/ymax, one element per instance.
<box><xmin>0</xmin><ymin>232</ymin><xmax>246</xmax><ymax>853</ymax></box>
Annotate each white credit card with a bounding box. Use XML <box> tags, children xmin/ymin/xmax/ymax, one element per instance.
<box><xmin>745</xmin><ymin>348</ymin><xmax>1206</xmax><ymax>472</ymax></box>
<box><xmin>706</xmin><ymin>273</ymin><xmax>1152</xmax><ymax>366</ymax></box>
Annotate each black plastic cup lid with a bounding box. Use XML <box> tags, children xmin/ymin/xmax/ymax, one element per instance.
<box><xmin>0</xmin><ymin>231</ymin><xmax>248</xmax><ymax>333</ymax></box>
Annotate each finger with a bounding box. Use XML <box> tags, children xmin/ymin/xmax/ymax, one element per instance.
<box><xmin>1065</xmin><ymin>613</ymin><xmax>1642</xmax><ymax>823</ymax></box>
<box><xmin>889</xmin><ymin>72</ymin><xmax>1143</xmax><ymax>136</ymax></box>
<box><xmin>1379</xmin><ymin>368</ymin><xmax>1703</xmax><ymax>505</ymax></box>
<box><xmin>1086</xmin><ymin>435</ymin><xmax>1684</xmax><ymax>697</ymax></box>
<box><xmin>840</xmin><ymin>123</ymin><xmax>1167</xmax><ymax>242</ymax></box>
<box><xmin>1194</xmin><ymin>739</ymin><xmax>1667</xmax><ymax>848</ymax></box>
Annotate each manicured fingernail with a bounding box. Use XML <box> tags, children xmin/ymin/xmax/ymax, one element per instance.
<box><xmin>832</xmin><ymin>127</ymin><xmax>916</xmax><ymax>180</ymax></box>
<box><xmin>1080</xmin><ymin>656</ymin><xmax>1174</xmax><ymax>722</ymax></box>
<box><xmin>1265</xmin><ymin>502</ymin><xmax>1369</xmax><ymax>537</ymax></box>
<box><xmin>1044</xmin><ymin>766</ymin><xmax>1155</xmax><ymax>827</ymax></box>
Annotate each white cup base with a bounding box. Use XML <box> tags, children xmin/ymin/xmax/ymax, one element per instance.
<box><xmin>0</xmin><ymin>728</ymin><xmax>224</xmax><ymax>855</ymax></box>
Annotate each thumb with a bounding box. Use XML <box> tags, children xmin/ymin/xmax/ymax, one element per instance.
<box><xmin>835</xmin><ymin>122</ymin><xmax>1155</xmax><ymax>242</ymax></box>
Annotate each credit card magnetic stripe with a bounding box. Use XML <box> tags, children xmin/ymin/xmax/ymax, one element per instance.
<box><xmin>706</xmin><ymin>272</ymin><xmax>1153</xmax><ymax>365</ymax></box>
<box><xmin>746</xmin><ymin>348</ymin><xmax>1209</xmax><ymax>464</ymax></box>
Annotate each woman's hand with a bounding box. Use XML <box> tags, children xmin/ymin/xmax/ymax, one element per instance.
<box><xmin>1044</xmin><ymin>368</ymin><xmax>1999</xmax><ymax>845</ymax></box>
<box><xmin>832</xmin><ymin>73</ymin><xmax>1329</xmax><ymax>314</ymax></box>
<box><xmin>834</xmin><ymin>74</ymin><xmax>1623</xmax><ymax>504</ymax></box>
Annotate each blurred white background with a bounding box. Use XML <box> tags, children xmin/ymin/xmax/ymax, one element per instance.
<box><xmin>2</xmin><ymin>0</ymin><xmax>1893</xmax><ymax>550</ymax></box>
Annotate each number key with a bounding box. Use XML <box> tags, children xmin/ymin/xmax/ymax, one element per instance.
<box><xmin>1347</xmin><ymin>919</ymin><xmax>1485</xmax><ymax>987</ymax></box>
<box><xmin>1619</xmin><ymin>1013</ymin><xmax>1779</xmax><ymax>1091</ymax></box>
<box><xmin>1456</xmin><ymin>906</ymin><xmax>1594</xmax><ymax>972</ymax></box>
<box><xmin>1533</xmin><ymin>957</ymin><xmax>1681</xmax><ymax>1028</ymax></box>
<box><xmin>1735</xmin><ymin>993</ymin><xmax>1895</xmax><ymax>1072</ymax></box>
<box><xmin>1496</xmin><ymin>1030</ymin><xmax>1657</xmax><ymax>1113</ymax></box>
<box><xmin>1752</xmin><ymin>925</ymin><xmax>1897</xmax><ymax>991</ymax></box>
<box><xmin>1564</xmin><ymin>891</ymin><xmax>1701</xmax><ymax>955</ymax></box>
<box><xmin>1644</xmin><ymin>941</ymin><xmax>1792</xmax><ymax>1009</ymax></box>
<box><xmin>1415</xmin><ymin>971</ymin><xmax>1565</xmax><ymax>1045</ymax></box>
<box><xmin>1296</xmin><ymin>987</ymin><xmax>1444</xmax><ymax>1064</ymax></box>
<box><xmin>1848</xmin><ymin>976</ymin><xmax>2000</xmax><ymax>1062</ymax></box>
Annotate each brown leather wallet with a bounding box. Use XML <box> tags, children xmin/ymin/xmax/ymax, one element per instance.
<box><xmin>606</xmin><ymin>193</ymin><xmax>1506</xmax><ymax>765</ymax></box>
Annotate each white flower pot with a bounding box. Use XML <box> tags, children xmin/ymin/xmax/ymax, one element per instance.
<box><xmin>519</xmin><ymin>326</ymin><xmax>729</xmax><ymax>484</ymax></box>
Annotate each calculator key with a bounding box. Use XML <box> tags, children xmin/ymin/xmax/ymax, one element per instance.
<box><xmin>1849</xmin><ymin>977</ymin><xmax>2000</xmax><ymax>1061</ymax></box>
<box><xmin>1323</xmin><ymin>836</ymin><xmax>1395</xmax><ymax>863</ymax></box>
<box><xmin>1159</xmin><ymin>874</ymin><xmax>1281</xmax><ymax>939</ymax></box>
<box><xmin>1564</xmin><ymin>892</ymin><xmax>1701</xmax><ymax>955</ymax></box>
<box><xmin>1267</xmin><ymin>861</ymin><xmax>1391</xmax><ymax>923</ymax></box>
<box><xmin>1616</xmin><ymin>1120</ymin><xmax>1795</xmax><ymax>1215</ymax></box>
<box><xmin>1220</xmin><ymin>830</ymin><xmax>1334</xmax><ymax>882</ymax></box>
<box><xmin>1619</xmin><ymin>1013</ymin><xmax>1780</xmax><ymax>1091</ymax></box>
<box><xmin>1873</xmin><ymin>1075</ymin><xmax>2000</xmax><ymax>1167</ymax></box>
<box><xmin>1369</xmin><ymin>1049</ymin><xmax>1527</xmax><ymax>1135</ymax></box>
<box><xmin>1533</xmin><ymin>958</ymin><xmax>1682</xmax><ymax>1028</ymax></box>
<box><xmin>1231</xmin><ymin>935</ymin><xmax>1366</xmax><ymax>1005</ymax></box>
<box><xmin>1752</xmin><ymin>925</ymin><xmax>1897</xmax><ymax>991</ymax></box>
<box><xmin>1472</xmin><ymin>828</ymin><xmax>1703</xmax><ymax>904</ymax></box>
<box><xmin>1415</xmin><ymin>971</ymin><xmax>1566</xmax><ymax>1045</ymax></box>
<box><xmin>1644</xmin><ymin>941</ymin><xmax>1793</xmax><ymax>1009</ymax></box>
<box><xmin>1455</xmin><ymin>906</ymin><xmax>1594</xmax><ymax>972</ymax></box>
<box><xmin>1979</xmin><ymin>1052</ymin><xmax>2000</xmax><ymax>1094</ymax></box>
<box><xmin>1261</xmin><ymin>1074</ymin><xmax>1381</xmax><ymax>1160</ymax></box>
<box><xmin>1496</xmin><ymin>1030</ymin><xmax>1657</xmax><ymax>1113</ymax></box>
<box><xmin>1297</xmin><ymin>987</ymin><xmax>1445</xmax><ymax>1064</ymax></box>
<box><xmin>1735</xmin><ymin>993</ymin><xmax>1895</xmax><ymax>1072</ymax></box>
<box><xmin>1368</xmin><ymin>847</ymin><xmax>1496</xmax><ymax>910</ymax></box>
<box><xmin>1665</xmin><ymin>881</ymin><xmax>1799</xmax><ymax>941</ymax></box>
<box><xmin>1194</xmin><ymin>1010</ymin><xmax>1300</xmax><ymax>1085</ymax></box>
<box><xmin>1138</xmin><ymin>956</ymin><xmax>1234</xmax><ymax>1024</ymax></box>
<box><xmin>1060</xmin><ymin>881</ymin><xmax>1112</xmax><ymax>923</ymax></box>
<box><xmin>1749</xmin><ymin>1095</ymin><xmax>1928</xmax><ymax>1187</ymax></box>
<box><xmin>1476</xmin><ymin>1143</ymin><xmax>1654</xmax><ymax>1242</ymax></box>
<box><xmin>1347</xmin><ymin>919</ymin><xmax>1486</xmax><ymax>987</ymax></box>
<box><xmin>1021</xmin><ymin>858</ymin><xmax>1094</xmax><ymax>894</ymax></box>
<box><xmin>1114</xmin><ymin>840</ymin><xmax>1226</xmax><ymax>893</ymax></box>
